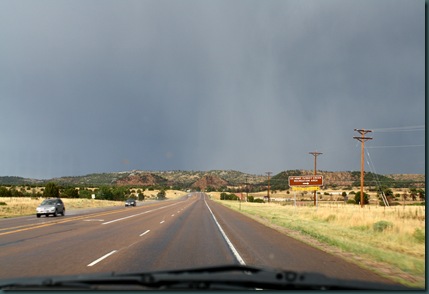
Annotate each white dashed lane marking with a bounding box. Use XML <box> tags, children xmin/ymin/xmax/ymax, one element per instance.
<box><xmin>87</xmin><ymin>250</ymin><xmax>117</xmax><ymax>267</ymax></box>
<box><xmin>140</xmin><ymin>230</ymin><xmax>150</xmax><ymax>236</ymax></box>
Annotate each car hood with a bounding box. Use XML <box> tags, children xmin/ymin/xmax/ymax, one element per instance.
<box><xmin>0</xmin><ymin>264</ymin><xmax>416</xmax><ymax>291</ymax></box>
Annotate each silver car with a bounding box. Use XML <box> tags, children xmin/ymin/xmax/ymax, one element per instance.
<box><xmin>36</xmin><ymin>198</ymin><xmax>65</xmax><ymax>218</ymax></box>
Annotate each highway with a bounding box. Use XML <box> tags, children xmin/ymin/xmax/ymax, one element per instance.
<box><xmin>0</xmin><ymin>193</ymin><xmax>396</xmax><ymax>286</ymax></box>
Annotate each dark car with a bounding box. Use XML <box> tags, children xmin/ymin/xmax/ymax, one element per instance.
<box><xmin>36</xmin><ymin>198</ymin><xmax>65</xmax><ymax>217</ymax></box>
<box><xmin>125</xmin><ymin>198</ymin><xmax>137</xmax><ymax>207</ymax></box>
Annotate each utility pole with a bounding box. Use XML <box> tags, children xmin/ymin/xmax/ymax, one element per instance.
<box><xmin>309</xmin><ymin>152</ymin><xmax>322</xmax><ymax>206</ymax></box>
<box><xmin>266</xmin><ymin>172</ymin><xmax>272</xmax><ymax>203</ymax></box>
<box><xmin>245</xmin><ymin>176</ymin><xmax>249</xmax><ymax>202</ymax></box>
<box><xmin>353</xmin><ymin>129</ymin><xmax>373</xmax><ymax>208</ymax></box>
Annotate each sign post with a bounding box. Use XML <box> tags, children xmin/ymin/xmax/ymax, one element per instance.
<box><xmin>294</xmin><ymin>190</ymin><xmax>296</xmax><ymax>207</ymax></box>
<box><xmin>288</xmin><ymin>176</ymin><xmax>323</xmax><ymax>207</ymax></box>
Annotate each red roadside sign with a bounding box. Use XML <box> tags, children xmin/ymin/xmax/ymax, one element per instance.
<box><xmin>288</xmin><ymin>175</ymin><xmax>323</xmax><ymax>186</ymax></box>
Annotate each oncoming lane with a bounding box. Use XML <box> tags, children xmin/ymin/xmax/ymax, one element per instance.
<box><xmin>0</xmin><ymin>195</ymin><xmax>196</xmax><ymax>279</ymax></box>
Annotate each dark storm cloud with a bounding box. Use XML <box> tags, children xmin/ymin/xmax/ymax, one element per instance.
<box><xmin>0</xmin><ymin>0</ymin><xmax>424</xmax><ymax>178</ymax></box>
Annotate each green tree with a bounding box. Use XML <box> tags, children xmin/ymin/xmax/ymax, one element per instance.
<box><xmin>78</xmin><ymin>189</ymin><xmax>92</xmax><ymax>199</ymax></box>
<box><xmin>354</xmin><ymin>191</ymin><xmax>369</xmax><ymax>205</ymax></box>
<box><xmin>97</xmin><ymin>186</ymin><xmax>113</xmax><ymax>200</ymax></box>
<box><xmin>44</xmin><ymin>182</ymin><xmax>59</xmax><ymax>198</ymax></box>
<box><xmin>157</xmin><ymin>189</ymin><xmax>166</xmax><ymax>200</ymax></box>
<box><xmin>137</xmin><ymin>193</ymin><xmax>145</xmax><ymax>201</ymax></box>
<box><xmin>0</xmin><ymin>186</ymin><xmax>12</xmax><ymax>197</ymax></box>
<box><xmin>112</xmin><ymin>186</ymin><xmax>128</xmax><ymax>201</ymax></box>
<box><xmin>62</xmin><ymin>187</ymin><xmax>79</xmax><ymax>198</ymax></box>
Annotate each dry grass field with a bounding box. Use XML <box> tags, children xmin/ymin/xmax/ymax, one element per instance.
<box><xmin>0</xmin><ymin>189</ymin><xmax>188</xmax><ymax>218</ymax></box>
<box><xmin>0</xmin><ymin>197</ymin><xmax>124</xmax><ymax>218</ymax></box>
<box><xmin>209</xmin><ymin>191</ymin><xmax>425</xmax><ymax>288</ymax></box>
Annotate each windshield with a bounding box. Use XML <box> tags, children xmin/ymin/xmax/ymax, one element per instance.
<box><xmin>40</xmin><ymin>200</ymin><xmax>57</xmax><ymax>206</ymax></box>
<box><xmin>0</xmin><ymin>0</ymin><xmax>424</xmax><ymax>290</ymax></box>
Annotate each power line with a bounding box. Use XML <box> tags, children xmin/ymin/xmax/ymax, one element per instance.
<box><xmin>365</xmin><ymin>149</ymin><xmax>389</xmax><ymax>207</ymax></box>
<box><xmin>372</xmin><ymin>125</ymin><xmax>424</xmax><ymax>133</ymax></box>
<box><xmin>367</xmin><ymin>144</ymin><xmax>424</xmax><ymax>149</ymax></box>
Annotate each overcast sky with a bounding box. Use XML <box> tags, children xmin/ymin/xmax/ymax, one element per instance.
<box><xmin>0</xmin><ymin>0</ymin><xmax>425</xmax><ymax>179</ymax></box>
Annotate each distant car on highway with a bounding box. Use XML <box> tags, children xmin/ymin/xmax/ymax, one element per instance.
<box><xmin>125</xmin><ymin>198</ymin><xmax>137</xmax><ymax>207</ymax></box>
<box><xmin>36</xmin><ymin>198</ymin><xmax>65</xmax><ymax>218</ymax></box>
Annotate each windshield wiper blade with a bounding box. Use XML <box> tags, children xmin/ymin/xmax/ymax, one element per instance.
<box><xmin>126</xmin><ymin>264</ymin><xmax>412</xmax><ymax>290</ymax></box>
<box><xmin>0</xmin><ymin>264</ymin><xmax>416</xmax><ymax>290</ymax></box>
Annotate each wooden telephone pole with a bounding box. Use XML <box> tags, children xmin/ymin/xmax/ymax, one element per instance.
<box><xmin>353</xmin><ymin>129</ymin><xmax>372</xmax><ymax>208</ymax></box>
<box><xmin>266</xmin><ymin>172</ymin><xmax>272</xmax><ymax>203</ymax></box>
<box><xmin>309</xmin><ymin>152</ymin><xmax>322</xmax><ymax>206</ymax></box>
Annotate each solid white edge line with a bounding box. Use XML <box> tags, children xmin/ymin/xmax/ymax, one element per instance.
<box><xmin>87</xmin><ymin>250</ymin><xmax>117</xmax><ymax>267</ymax></box>
<box><xmin>204</xmin><ymin>199</ymin><xmax>246</xmax><ymax>266</ymax></box>
<box><xmin>140</xmin><ymin>230</ymin><xmax>150</xmax><ymax>236</ymax></box>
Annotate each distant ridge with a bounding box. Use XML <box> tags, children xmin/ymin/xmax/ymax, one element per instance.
<box><xmin>0</xmin><ymin>170</ymin><xmax>424</xmax><ymax>189</ymax></box>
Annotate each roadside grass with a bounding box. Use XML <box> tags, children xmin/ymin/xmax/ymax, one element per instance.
<box><xmin>212</xmin><ymin>197</ymin><xmax>425</xmax><ymax>288</ymax></box>
<box><xmin>0</xmin><ymin>197</ymin><xmax>124</xmax><ymax>218</ymax></box>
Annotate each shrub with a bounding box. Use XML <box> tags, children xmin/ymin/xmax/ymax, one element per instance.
<box><xmin>253</xmin><ymin>198</ymin><xmax>265</xmax><ymax>203</ymax></box>
<box><xmin>351</xmin><ymin>225</ymin><xmax>370</xmax><ymax>231</ymax></box>
<box><xmin>78</xmin><ymin>189</ymin><xmax>92</xmax><ymax>199</ymax></box>
<box><xmin>346</xmin><ymin>199</ymin><xmax>356</xmax><ymax>204</ymax></box>
<box><xmin>0</xmin><ymin>202</ymin><xmax>6</xmax><ymax>206</ymax></box>
<box><xmin>354</xmin><ymin>192</ymin><xmax>369</xmax><ymax>205</ymax></box>
<box><xmin>407</xmin><ymin>202</ymin><xmax>425</xmax><ymax>206</ymax></box>
<box><xmin>413</xmin><ymin>228</ymin><xmax>425</xmax><ymax>244</ymax></box>
<box><xmin>157</xmin><ymin>189</ymin><xmax>166</xmax><ymax>199</ymax></box>
<box><xmin>373</xmin><ymin>220</ymin><xmax>393</xmax><ymax>232</ymax></box>
<box><xmin>220</xmin><ymin>192</ymin><xmax>239</xmax><ymax>200</ymax></box>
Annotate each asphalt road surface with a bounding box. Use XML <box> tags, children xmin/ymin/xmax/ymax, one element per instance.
<box><xmin>0</xmin><ymin>193</ymin><xmax>397</xmax><ymax>286</ymax></box>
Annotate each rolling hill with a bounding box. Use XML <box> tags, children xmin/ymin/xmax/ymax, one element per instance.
<box><xmin>0</xmin><ymin>170</ymin><xmax>424</xmax><ymax>189</ymax></box>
